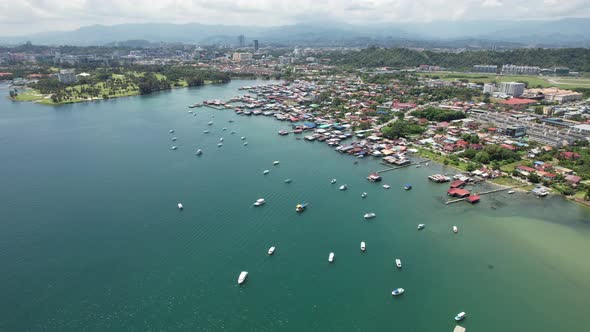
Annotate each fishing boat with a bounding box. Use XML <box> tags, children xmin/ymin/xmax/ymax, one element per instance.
<box><xmin>417</xmin><ymin>224</ymin><xmax>425</xmax><ymax>230</ymax></box>
<box><xmin>254</xmin><ymin>198</ymin><xmax>265</xmax><ymax>206</ymax></box>
<box><xmin>273</xmin><ymin>161</ymin><xmax>280</xmax><ymax>165</ymax></box>
<box><xmin>339</xmin><ymin>184</ymin><xmax>348</xmax><ymax>191</ymax></box>
<box><xmin>238</xmin><ymin>271</ymin><xmax>248</xmax><ymax>285</ymax></box>
<box><xmin>169</xmin><ymin>129</ymin><xmax>175</xmax><ymax>133</ymax></box>
<box><xmin>331</xmin><ymin>179</ymin><xmax>337</xmax><ymax>184</ymax></box>
<box><xmin>360</xmin><ymin>241</ymin><xmax>366</xmax><ymax>251</ymax></box>
<box><xmin>361</xmin><ymin>192</ymin><xmax>367</xmax><ymax>198</ymax></box>
<box><xmin>195</xmin><ymin>149</ymin><xmax>203</xmax><ymax>155</ymax></box>
<box><xmin>263</xmin><ymin>170</ymin><xmax>270</xmax><ymax>175</ymax></box>
<box><xmin>383</xmin><ymin>185</ymin><xmax>391</xmax><ymax>189</ymax></box>
<box><xmin>278</xmin><ymin>130</ymin><xmax>289</xmax><ymax>136</ymax></box>
<box><xmin>364</xmin><ymin>213</ymin><xmax>376</xmax><ymax>219</ymax></box>
<box><xmin>268</xmin><ymin>246</ymin><xmax>276</xmax><ymax>255</ymax></box>
<box><xmin>396</xmin><ymin>259</ymin><xmax>402</xmax><ymax>268</ymax></box>
<box><xmin>171</xmin><ymin>146</ymin><xmax>178</xmax><ymax>150</ymax></box>
<box><xmin>453</xmin><ymin>226</ymin><xmax>459</xmax><ymax>233</ymax></box>
<box><xmin>454</xmin><ymin>312</ymin><xmax>466</xmax><ymax>321</ymax></box>
<box><xmin>295</xmin><ymin>203</ymin><xmax>308</xmax><ymax>212</ymax></box>
<box><xmin>177</xmin><ymin>203</ymin><xmax>183</xmax><ymax>210</ymax></box>
<box><xmin>404</xmin><ymin>184</ymin><xmax>412</xmax><ymax>190</ymax></box>
<box><xmin>284</xmin><ymin>179</ymin><xmax>292</xmax><ymax>183</ymax></box>
<box><xmin>328</xmin><ymin>252</ymin><xmax>335</xmax><ymax>263</ymax></box>
<box><xmin>392</xmin><ymin>288</ymin><xmax>405</xmax><ymax>296</ymax></box>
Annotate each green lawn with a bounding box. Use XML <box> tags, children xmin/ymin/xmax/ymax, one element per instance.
<box><xmin>13</xmin><ymin>89</ymin><xmax>45</xmax><ymax>102</ymax></box>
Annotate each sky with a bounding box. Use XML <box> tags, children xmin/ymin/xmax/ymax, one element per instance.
<box><xmin>1</xmin><ymin>0</ymin><xmax>589</xmax><ymax>36</ymax></box>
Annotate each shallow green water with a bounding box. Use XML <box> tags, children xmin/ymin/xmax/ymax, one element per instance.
<box><xmin>0</xmin><ymin>80</ymin><xmax>589</xmax><ymax>331</ymax></box>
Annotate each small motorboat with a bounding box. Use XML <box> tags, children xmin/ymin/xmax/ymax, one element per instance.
<box><xmin>177</xmin><ymin>203</ymin><xmax>183</xmax><ymax>210</ymax></box>
<box><xmin>171</xmin><ymin>146</ymin><xmax>178</xmax><ymax>150</ymax></box>
<box><xmin>228</xmin><ymin>120</ymin><xmax>234</xmax><ymax>123</ymax></box>
<box><xmin>453</xmin><ymin>226</ymin><xmax>459</xmax><ymax>233</ymax></box>
<box><xmin>188</xmin><ymin>110</ymin><xmax>193</xmax><ymax>113</ymax></box>
<box><xmin>331</xmin><ymin>179</ymin><xmax>337</xmax><ymax>184</ymax></box>
<box><xmin>295</xmin><ymin>203</ymin><xmax>308</xmax><ymax>212</ymax></box>
<box><xmin>339</xmin><ymin>184</ymin><xmax>348</xmax><ymax>191</ymax></box>
<box><xmin>284</xmin><ymin>179</ymin><xmax>292</xmax><ymax>183</ymax></box>
<box><xmin>244</xmin><ymin>142</ymin><xmax>248</xmax><ymax>146</ymax></box>
<box><xmin>231</xmin><ymin>131</ymin><xmax>236</xmax><ymax>134</ymax></box>
<box><xmin>195</xmin><ymin>149</ymin><xmax>203</xmax><ymax>155</ymax></box>
<box><xmin>203</xmin><ymin>130</ymin><xmax>210</xmax><ymax>134</ymax></box>
<box><xmin>404</xmin><ymin>184</ymin><xmax>412</xmax><ymax>190</ymax></box>
<box><xmin>508</xmin><ymin>190</ymin><xmax>515</xmax><ymax>194</ymax></box>
<box><xmin>238</xmin><ymin>271</ymin><xmax>248</xmax><ymax>285</ymax></box>
<box><xmin>392</xmin><ymin>288</ymin><xmax>405</xmax><ymax>296</ymax></box>
<box><xmin>455</xmin><ymin>312</ymin><xmax>466</xmax><ymax>321</ymax></box>
<box><xmin>263</xmin><ymin>170</ymin><xmax>270</xmax><ymax>175</ymax></box>
<box><xmin>171</xmin><ymin>137</ymin><xmax>177</xmax><ymax>141</ymax></box>
<box><xmin>360</xmin><ymin>241</ymin><xmax>366</xmax><ymax>251</ymax></box>
<box><xmin>417</xmin><ymin>224</ymin><xmax>425</xmax><ymax>230</ymax></box>
<box><xmin>364</xmin><ymin>213</ymin><xmax>376</xmax><ymax>219</ymax></box>
<box><xmin>328</xmin><ymin>252</ymin><xmax>335</xmax><ymax>263</ymax></box>
<box><xmin>396</xmin><ymin>259</ymin><xmax>402</xmax><ymax>268</ymax></box>
<box><xmin>241</xmin><ymin>137</ymin><xmax>246</xmax><ymax>140</ymax></box>
<box><xmin>273</xmin><ymin>161</ymin><xmax>280</xmax><ymax>165</ymax></box>
<box><xmin>383</xmin><ymin>185</ymin><xmax>391</xmax><ymax>189</ymax></box>
<box><xmin>254</xmin><ymin>198</ymin><xmax>265</xmax><ymax>206</ymax></box>
<box><xmin>425</xmin><ymin>163</ymin><xmax>429</xmax><ymax>166</ymax></box>
<box><xmin>169</xmin><ymin>129</ymin><xmax>175</xmax><ymax>133</ymax></box>
<box><xmin>219</xmin><ymin>138</ymin><xmax>224</xmax><ymax>142</ymax></box>
<box><xmin>268</xmin><ymin>246</ymin><xmax>276</xmax><ymax>255</ymax></box>
<box><xmin>361</xmin><ymin>192</ymin><xmax>367</xmax><ymax>198</ymax></box>
<box><xmin>222</xmin><ymin>128</ymin><xmax>227</xmax><ymax>131</ymax></box>
<box><xmin>416</xmin><ymin>165</ymin><xmax>421</xmax><ymax>168</ymax></box>
<box><xmin>217</xmin><ymin>143</ymin><xmax>223</xmax><ymax>147</ymax></box>
<box><xmin>208</xmin><ymin>122</ymin><xmax>213</xmax><ymax>125</ymax></box>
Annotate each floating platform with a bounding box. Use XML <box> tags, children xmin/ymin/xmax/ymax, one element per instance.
<box><xmin>454</xmin><ymin>326</ymin><xmax>466</xmax><ymax>332</ymax></box>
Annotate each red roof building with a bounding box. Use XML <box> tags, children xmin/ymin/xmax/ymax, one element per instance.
<box><xmin>450</xmin><ymin>180</ymin><xmax>466</xmax><ymax>189</ymax></box>
<box><xmin>447</xmin><ymin>188</ymin><xmax>471</xmax><ymax>198</ymax></box>
<box><xmin>467</xmin><ymin>195</ymin><xmax>480</xmax><ymax>204</ymax></box>
<box><xmin>517</xmin><ymin>165</ymin><xmax>536</xmax><ymax>173</ymax></box>
<box><xmin>500</xmin><ymin>144</ymin><xmax>516</xmax><ymax>151</ymax></box>
<box><xmin>501</xmin><ymin>98</ymin><xmax>538</xmax><ymax>108</ymax></box>
<box><xmin>560</xmin><ymin>152</ymin><xmax>581</xmax><ymax>160</ymax></box>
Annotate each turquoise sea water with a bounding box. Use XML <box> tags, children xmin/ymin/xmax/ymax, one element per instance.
<box><xmin>1</xmin><ymin>80</ymin><xmax>590</xmax><ymax>331</ymax></box>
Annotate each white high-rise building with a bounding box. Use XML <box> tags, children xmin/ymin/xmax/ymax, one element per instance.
<box><xmin>499</xmin><ymin>82</ymin><xmax>525</xmax><ymax>97</ymax></box>
<box><xmin>483</xmin><ymin>83</ymin><xmax>496</xmax><ymax>94</ymax></box>
<box><xmin>501</xmin><ymin>64</ymin><xmax>540</xmax><ymax>75</ymax></box>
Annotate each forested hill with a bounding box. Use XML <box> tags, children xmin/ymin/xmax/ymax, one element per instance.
<box><xmin>328</xmin><ymin>47</ymin><xmax>590</xmax><ymax>72</ymax></box>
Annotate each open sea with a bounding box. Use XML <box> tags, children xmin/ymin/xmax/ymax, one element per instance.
<box><xmin>1</xmin><ymin>80</ymin><xmax>590</xmax><ymax>331</ymax></box>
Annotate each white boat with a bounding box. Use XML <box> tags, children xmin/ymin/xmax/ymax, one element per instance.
<box><xmin>364</xmin><ymin>213</ymin><xmax>376</xmax><ymax>219</ymax></box>
<box><xmin>392</xmin><ymin>288</ymin><xmax>405</xmax><ymax>296</ymax></box>
<box><xmin>254</xmin><ymin>198</ymin><xmax>265</xmax><ymax>206</ymax></box>
<box><xmin>273</xmin><ymin>161</ymin><xmax>280</xmax><ymax>165</ymax></box>
<box><xmin>241</xmin><ymin>137</ymin><xmax>246</xmax><ymax>140</ymax></box>
<box><xmin>171</xmin><ymin>137</ymin><xmax>177</xmax><ymax>141</ymax></box>
<box><xmin>195</xmin><ymin>149</ymin><xmax>203</xmax><ymax>155</ymax></box>
<box><xmin>222</xmin><ymin>128</ymin><xmax>227</xmax><ymax>131</ymax></box>
<box><xmin>208</xmin><ymin>122</ymin><xmax>213</xmax><ymax>125</ymax></box>
<box><xmin>425</xmin><ymin>163</ymin><xmax>429</xmax><ymax>166</ymax></box>
<box><xmin>268</xmin><ymin>246</ymin><xmax>276</xmax><ymax>255</ymax></box>
<box><xmin>231</xmin><ymin>131</ymin><xmax>236</xmax><ymax>134</ymax></box>
<box><xmin>203</xmin><ymin>130</ymin><xmax>210</xmax><ymax>134</ymax></box>
<box><xmin>188</xmin><ymin>110</ymin><xmax>193</xmax><ymax>113</ymax></box>
<box><xmin>417</xmin><ymin>224</ymin><xmax>425</xmax><ymax>230</ymax></box>
<box><xmin>177</xmin><ymin>203</ymin><xmax>183</xmax><ymax>210</ymax></box>
<box><xmin>244</xmin><ymin>142</ymin><xmax>248</xmax><ymax>146</ymax></box>
<box><xmin>361</xmin><ymin>241</ymin><xmax>366</xmax><ymax>251</ymax></box>
<box><xmin>328</xmin><ymin>252</ymin><xmax>335</xmax><ymax>263</ymax></box>
<box><xmin>263</xmin><ymin>170</ymin><xmax>270</xmax><ymax>175</ymax></box>
<box><xmin>453</xmin><ymin>226</ymin><xmax>459</xmax><ymax>233</ymax></box>
<box><xmin>416</xmin><ymin>165</ymin><xmax>421</xmax><ymax>168</ymax></box>
<box><xmin>219</xmin><ymin>138</ymin><xmax>224</xmax><ymax>142</ymax></box>
<box><xmin>396</xmin><ymin>258</ymin><xmax>402</xmax><ymax>268</ymax></box>
<box><xmin>238</xmin><ymin>271</ymin><xmax>248</xmax><ymax>285</ymax></box>
<box><xmin>284</xmin><ymin>179</ymin><xmax>292</xmax><ymax>183</ymax></box>
<box><xmin>339</xmin><ymin>184</ymin><xmax>348</xmax><ymax>191</ymax></box>
<box><xmin>455</xmin><ymin>312</ymin><xmax>466</xmax><ymax>321</ymax></box>
<box><xmin>217</xmin><ymin>143</ymin><xmax>223</xmax><ymax>147</ymax></box>
<box><xmin>508</xmin><ymin>190</ymin><xmax>515</xmax><ymax>194</ymax></box>
<box><xmin>361</xmin><ymin>192</ymin><xmax>367</xmax><ymax>198</ymax></box>
<box><xmin>169</xmin><ymin>129</ymin><xmax>175</xmax><ymax>133</ymax></box>
<box><xmin>171</xmin><ymin>146</ymin><xmax>178</xmax><ymax>150</ymax></box>
<box><xmin>383</xmin><ymin>185</ymin><xmax>391</xmax><ymax>189</ymax></box>
<box><xmin>331</xmin><ymin>179</ymin><xmax>337</xmax><ymax>184</ymax></box>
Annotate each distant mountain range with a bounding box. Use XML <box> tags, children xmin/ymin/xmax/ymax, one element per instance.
<box><xmin>1</xmin><ymin>18</ymin><xmax>589</xmax><ymax>48</ymax></box>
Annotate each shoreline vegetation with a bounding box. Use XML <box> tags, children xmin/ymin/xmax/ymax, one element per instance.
<box><xmin>8</xmin><ymin>66</ymin><xmax>233</xmax><ymax>106</ymax></box>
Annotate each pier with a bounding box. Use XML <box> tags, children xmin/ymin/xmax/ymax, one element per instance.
<box><xmin>376</xmin><ymin>159</ymin><xmax>430</xmax><ymax>174</ymax></box>
<box><xmin>445</xmin><ymin>185</ymin><xmax>525</xmax><ymax>205</ymax></box>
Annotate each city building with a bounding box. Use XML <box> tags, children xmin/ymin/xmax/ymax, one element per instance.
<box><xmin>238</xmin><ymin>35</ymin><xmax>245</xmax><ymax>47</ymax></box>
<box><xmin>498</xmin><ymin>82</ymin><xmax>525</xmax><ymax>96</ymax></box>
<box><xmin>501</xmin><ymin>64</ymin><xmax>540</xmax><ymax>75</ymax></box>
<box><xmin>473</xmin><ymin>65</ymin><xmax>497</xmax><ymax>73</ymax></box>
<box><xmin>505</xmin><ymin>125</ymin><xmax>527</xmax><ymax>138</ymax></box>
<box><xmin>253</xmin><ymin>40</ymin><xmax>259</xmax><ymax>51</ymax></box>
<box><xmin>232</xmin><ymin>52</ymin><xmax>253</xmax><ymax>62</ymax></box>
<box><xmin>524</xmin><ymin>88</ymin><xmax>583</xmax><ymax>104</ymax></box>
<box><xmin>57</xmin><ymin>69</ymin><xmax>77</xmax><ymax>83</ymax></box>
<box><xmin>483</xmin><ymin>83</ymin><xmax>496</xmax><ymax>94</ymax></box>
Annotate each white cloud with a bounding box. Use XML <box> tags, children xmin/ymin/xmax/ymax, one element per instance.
<box><xmin>0</xmin><ymin>0</ymin><xmax>589</xmax><ymax>35</ymax></box>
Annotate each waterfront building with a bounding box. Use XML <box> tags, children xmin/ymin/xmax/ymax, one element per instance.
<box><xmin>57</xmin><ymin>69</ymin><xmax>77</xmax><ymax>84</ymax></box>
<box><xmin>473</xmin><ymin>65</ymin><xmax>498</xmax><ymax>73</ymax></box>
<box><xmin>501</xmin><ymin>64</ymin><xmax>540</xmax><ymax>75</ymax></box>
<box><xmin>498</xmin><ymin>82</ymin><xmax>525</xmax><ymax>96</ymax></box>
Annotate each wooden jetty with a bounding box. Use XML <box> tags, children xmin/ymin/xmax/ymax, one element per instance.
<box><xmin>445</xmin><ymin>185</ymin><xmax>525</xmax><ymax>205</ymax></box>
<box><xmin>376</xmin><ymin>159</ymin><xmax>430</xmax><ymax>174</ymax></box>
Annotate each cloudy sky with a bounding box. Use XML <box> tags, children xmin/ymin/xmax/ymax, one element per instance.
<box><xmin>1</xmin><ymin>0</ymin><xmax>589</xmax><ymax>35</ymax></box>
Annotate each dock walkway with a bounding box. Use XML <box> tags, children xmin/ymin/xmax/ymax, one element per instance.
<box><xmin>445</xmin><ymin>185</ymin><xmax>526</xmax><ymax>205</ymax></box>
<box><xmin>376</xmin><ymin>159</ymin><xmax>430</xmax><ymax>174</ymax></box>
